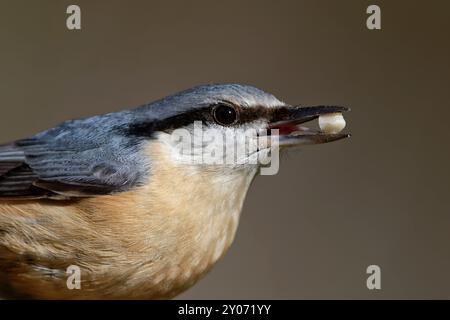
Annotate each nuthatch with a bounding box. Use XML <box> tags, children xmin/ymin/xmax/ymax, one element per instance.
<box><xmin>0</xmin><ymin>84</ymin><xmax>349</xmax><ymax>299</ymax></box>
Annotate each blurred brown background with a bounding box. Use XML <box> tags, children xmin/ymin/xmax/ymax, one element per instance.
<box><xmin>0</xmin><ymin>0</ymin><xmax>449</xmax><ymax>299</ymax></box>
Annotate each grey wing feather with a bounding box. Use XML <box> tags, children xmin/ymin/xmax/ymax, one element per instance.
<box><xmin>0</xmin><ymin>144</ymin><xmax>25</xmax><ymax>175</ymax></box>
<box><xmin>0</xmin><ymin>113</ymin><xmax>150</xmax><ymax>200</ymax></box>
<box><xmin>0</xmin><ymin>144</ymin><xmax>43</xmax><ymax>198</ymax></box>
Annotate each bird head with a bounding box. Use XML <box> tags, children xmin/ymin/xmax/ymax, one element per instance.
<box><xmin>129</xmin><ymin>84</ymin><xmax>350</xmax><ymax>176</ymax></box>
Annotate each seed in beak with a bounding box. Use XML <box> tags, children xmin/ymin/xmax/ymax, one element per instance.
<box><xmin>318</xmin><ymin>112</ymin><xmax>346</xmax><ymax>134</ymax></box>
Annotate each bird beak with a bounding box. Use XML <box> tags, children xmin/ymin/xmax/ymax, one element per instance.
<box><xmin>268</xmin><ymin>105</ymin><xmax>351</xmax><ymax>147</ymax></box>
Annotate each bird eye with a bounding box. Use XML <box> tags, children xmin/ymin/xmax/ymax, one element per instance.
<box><xmin>212</xmin><ymin>104</ymin><xmax>238</xmax><ymax>126</ymax></box>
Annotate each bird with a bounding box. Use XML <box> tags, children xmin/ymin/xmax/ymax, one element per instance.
<box><xmin>0</xmin><ymin>84</ymin><xmax>349</xmax><ymax>299</ymax></box>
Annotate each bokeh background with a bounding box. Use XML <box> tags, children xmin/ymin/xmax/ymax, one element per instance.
<box><xmin>0</xmin><ymin>0</ymin><xmax>449</xmax><ymax>299</ymax></box>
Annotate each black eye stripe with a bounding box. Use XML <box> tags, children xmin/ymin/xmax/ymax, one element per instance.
<box><xmin>238</xmin><ymin>106</ymin><xmax>273</xmax><ymax>123</ymax></box>
<box><xmin>124</xmin><ymin>105</ymin><xmax>282</xmax><ymax>137</ymax></box>
<box><xmin>125</xmin><ymin>107</ymin><xmax>211</xmax><ymax>136</ymax></box>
